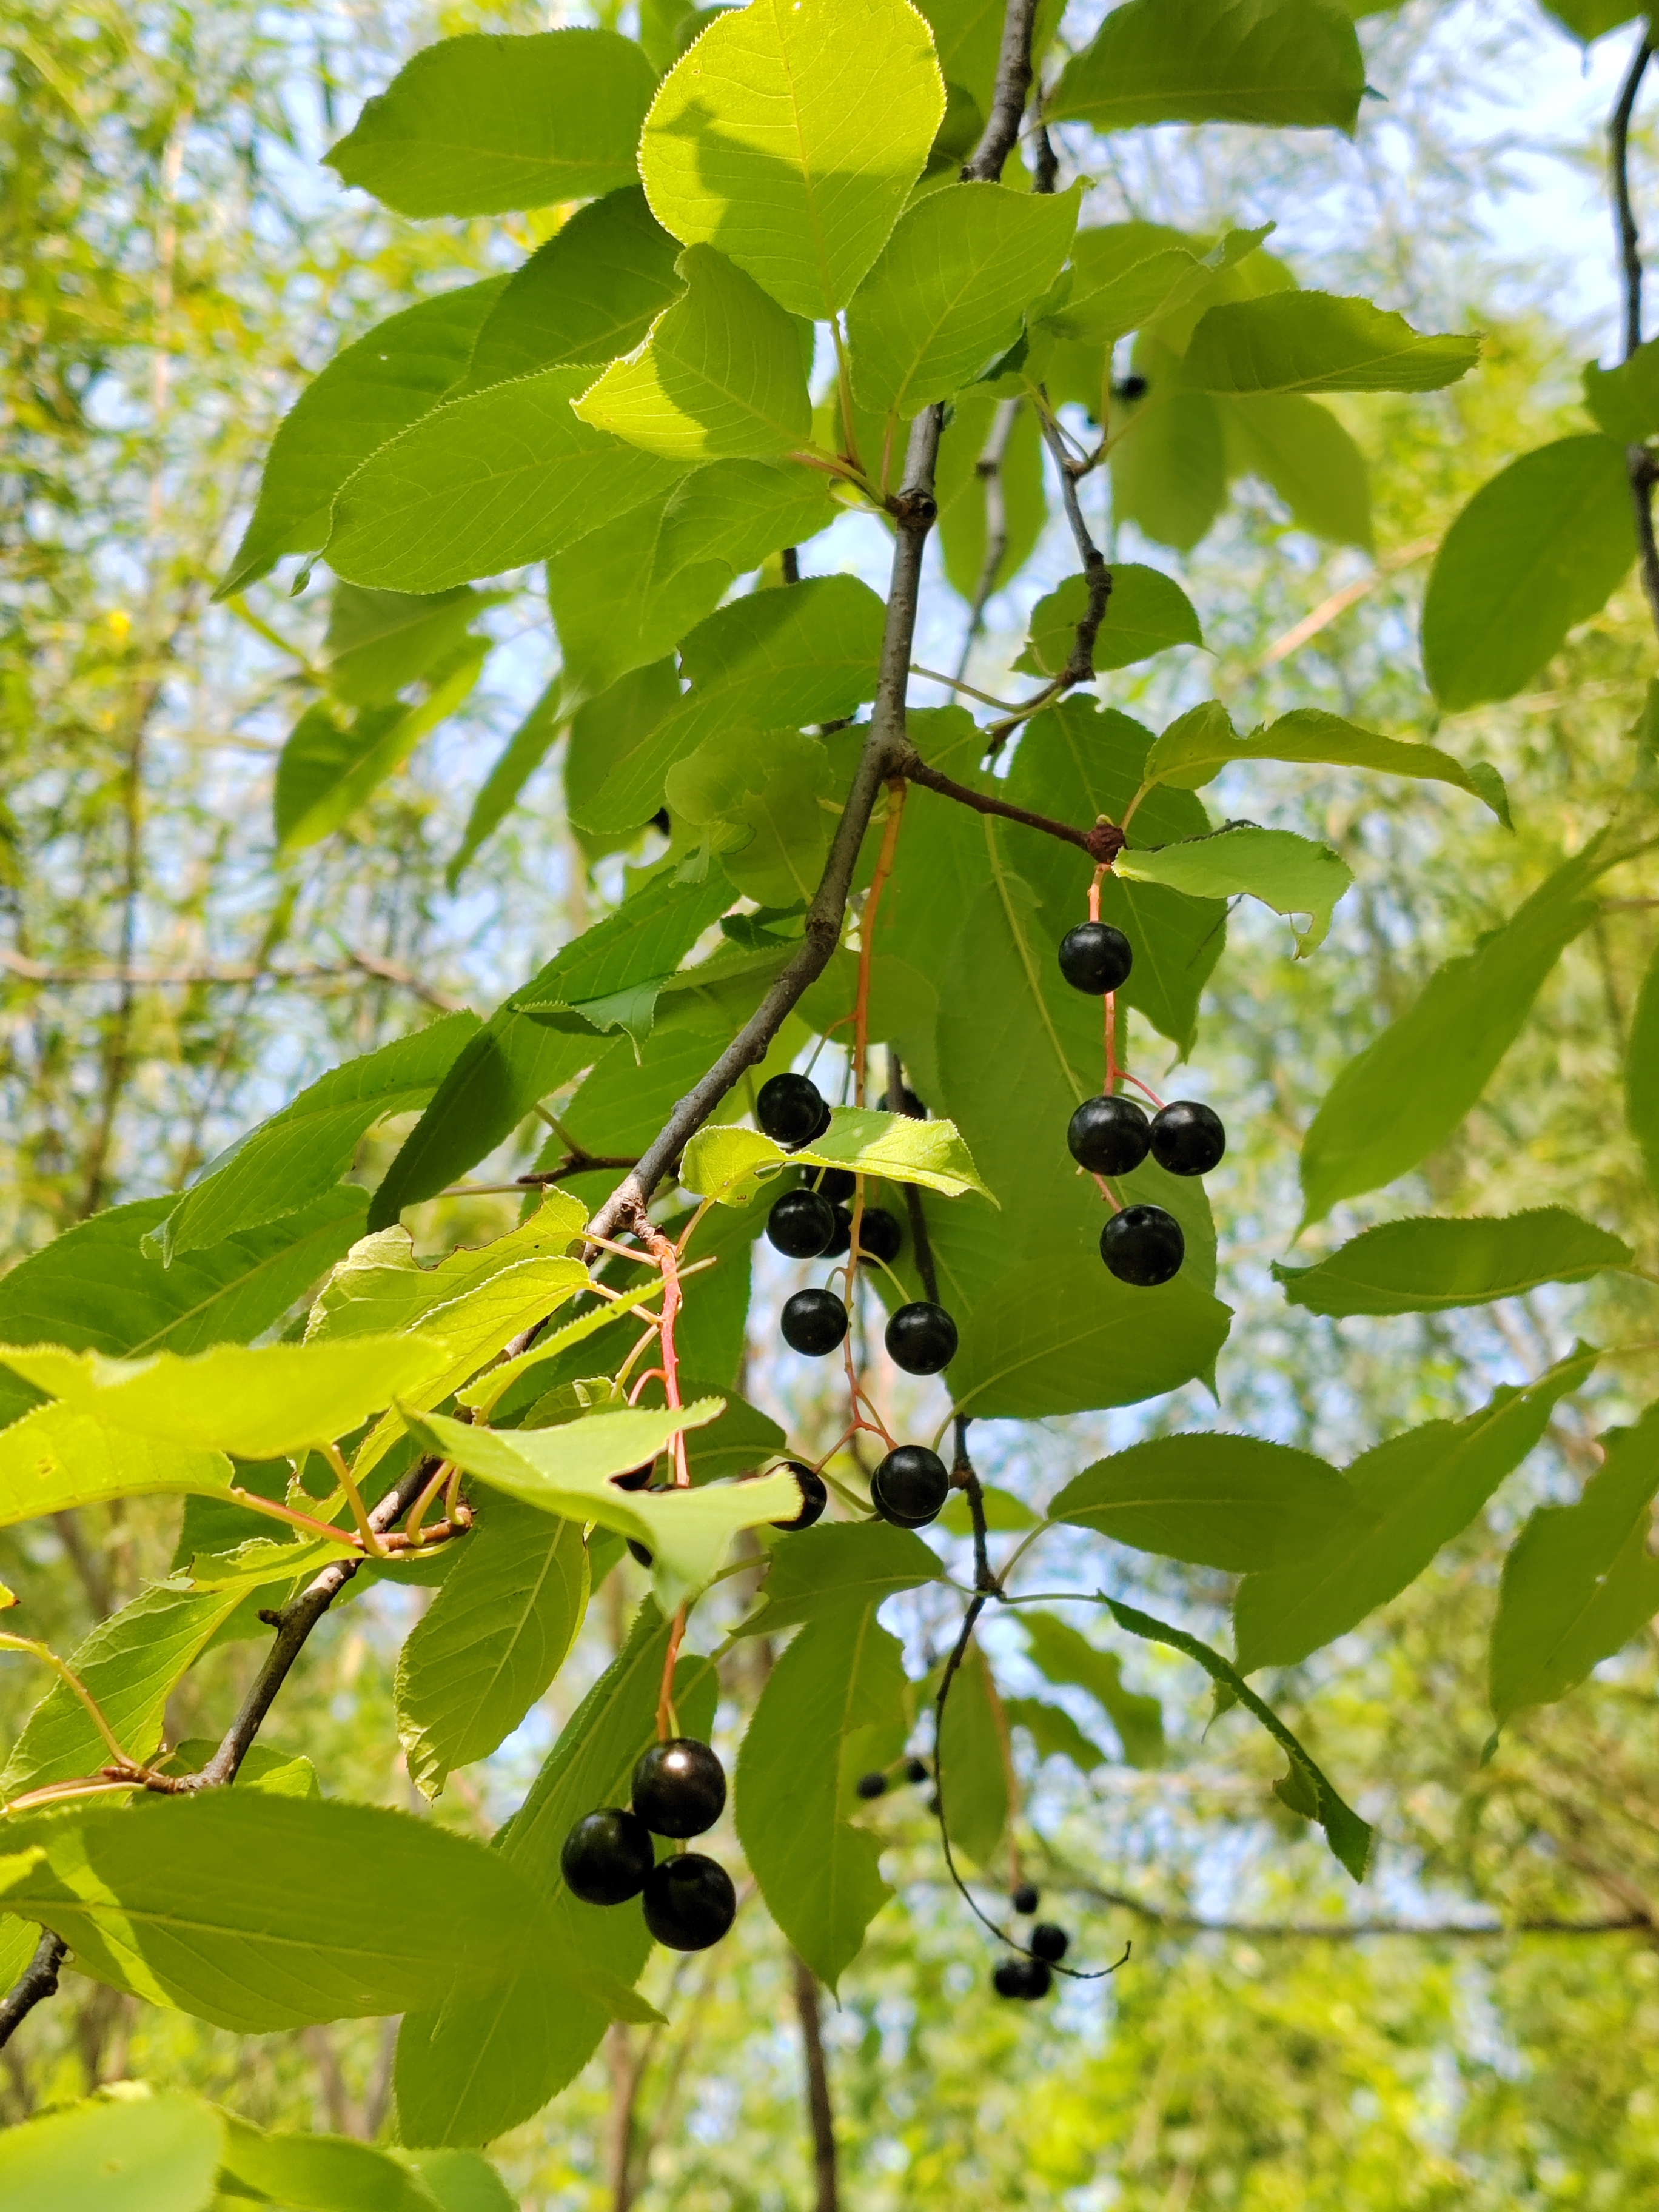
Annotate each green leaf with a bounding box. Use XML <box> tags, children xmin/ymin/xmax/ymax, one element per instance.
<box><xmin>0</xmin><ymin>2092</ymin><xmax>223</xmax><ymax>2212</ymax></box>
<box><xmin>937</xmin><ymin>1483</ymin><xmax>1037</xmax><ymax>1533</ymax></box>
<box><xmin>218</xmin><ymin>280</ymin><xmax>506</xmax><ymax>597</ymax></box>
<box><xmin>577</xmin><ymin>246</ymin><xmax>813</xmax><ymax>461</ymax></box>
<box><xmin>847</xmin><ymin>183</ymin><xmax>1080</xmax><ymax>418</ymax></box>
<box><xmin>666</xmin><ymin>729</ymin><xmax>834</xmax><ymax>907</ymax></box>
<box><xmin>397</xmin><ymin>1497</ymin><xmax>588</xmax><ymax>1800</ymax></box>
<box><xmin>1017</xmin><ymin>1609</ymin><xmax>1164</xmax><ymax>1767</ymax></box>
<box><xmin>218</xmin><ymin>2114</ymin><xmax>440</xmax><ymax>2212</ymax></box>
<box><xmin>326</xmin><ymin>364</ymin><xmax>688</xmax><ymax>598</ymax></box>
<box><xmin>1274</xmin><ymin>1210</ymin><xmax>1632</xmax><ymax>1317</ymax></box>
<box><xmin>1110</xmin><ymin>337</ymin><xmax>1227</xmax><ymax>552</ymax></box>
<box><xmin>0</xmin><ymin>1403</ymin><xmax>233</xmax><ymax>1526</ymax></box>
<box><xmin>397</xmin><ymin>1603</ymin><xmax>715</xmax><ymax>2147</ymax></box>
<box><xmin>1583</xmin><ymin>338</ymin><xmax>1659</xmax><ymax>443</ymax></box>
<box><xmin>1003</xmin><ymin>1694</ymin><xmax>1108</xmax><ymax>1776</ymax></box>
<box><xmin>640</xmin><ymin>0</ymin><xmax>945</xmax><ymax>320</ymax></box>
<box><xmin>163</xmin><ymin>1013</ymin><xmax>480</xmax><ymax>1261</ymax></box>
<box><xmin>1181</xmin><ymin>290</ymin><xmax>1479</xmax><ymax>394</ymax></box>
<box><xmin>173</xmin><ymin>1532</ymin><xmax>354</xmax><ymax>1594</ymax></box>
<box><xmin>1139</xmin><ymin>702</ymin><xmax>1509</xmax><ymax>821</ymax></box>
<box><xmin>0</xmin><ymin>1794</ymin><xmax>640</xmax><ymax>2033</ymax></box>
<box><xmin>1223</xmin><ymin>391</ymin><xmax>1372</xmax><ymax>548</ymax></box>
<box><xmin>1051</xmin><ymin>1435</ymin><xmax>1355</xmax><ymax>1572</ymax></box>
<box><xmin>460</xmin><ymin>189</ymin><xmax>682</xmax><ymax>395</ymax></box>
<box><xmin>1118</xmin><ymin>820</ymin><xmax>1353</xmax><ymax>956</ymax></box>
<box><xmin>326</xmin><ymin>30</ymin><xmax>655</xmax><ymax>215</ymax></box>
<box><xmin>1233</xmin><ymin>1351</ymin><xmax>1599</xmax><ymax>1674</ymax></box>
<box><xmin>1490</xmin><ymin>1403</ymin><xmax>1659</xmax><ymax>1726</ymax></box>
<box><xmin>1421</xmin><ymin>435</ymin><xmax>1635</xmax><ymax>711</ymax></box>
<box><xmin>396</xmin><ymin>2148</ymin><xmax>515</xmax><ymax>2212</ymax></box>
<box><xmin>275</xmin><ymin>643</ymin><xmax>488</xmax><ymax>851</ymax></box>
<box><xmin>736</xmin><ymin>1520</ymin><xmax>942</xmax><ymax>1635</ymax></box>
<box><xmin>458</xmin><ymin>1279</ymin><xmax>666</xmax><ymax>1418</ymax></box>
<box><xmin>324</xmin><ymin>585</ymin><xmax>498</xmax><ymax>709</ymax></box>
<box><xmin>681</xmin><ymin>1107</ymin><xmax>992</xmax><ymax>1208</ymax></box>
<box><xmin>1014</xmin><ymin>564</ymin><xmax>1202</xmax><ymax>679</ymax></box>
<box><xmin>575</xmin><ymin>574</ymin><xmax>885</xmax><ymax>836</ymax></box>
<box><xmin>1299</xmin><ymin>831</ymin><xmax>1618</xmax><ymax>1225</ymax></box>
<box><xmin>1049</xmin><ymin>0</ymin><xmax>1365</xmax><ymax>130</ymax></box>
<box><xmin>1105</xmin><ymin>1596</ymin><xmax>1372</xmax><ymax>1879</ymax></box>
<box><xmin>1045</xmin><ymin>222</ymin><xmax>1272</xmax><ymax>347</ymax></box>
<box><xmin>737</xmin><ymin>1602</ymin><xmax>907</xmax><ymax>1986</ymax></box>
<box><xmin>934</xmin><ymin>1641</ymin><xmax>1008</xmax><ymax>1866</ymax></box>
<box><xmin>1543</xmin><ymin>0</ymin><xmax>1644</xmax><ymax>39</ymax></box>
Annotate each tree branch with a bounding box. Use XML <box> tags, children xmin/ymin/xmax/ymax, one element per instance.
<box><xmin>954</xmin><ymin>398</ymin><xmax>1022</xmax><ymax>681</ymax></box>
<box><xmin>1064</xmin><ymin>1881</ymin><xmax>1651</xmax><ymax>1942</ymax></box>
<box><xmin>893</xmin><ymin>745</ymin><xmax>1123</xmax><ymax>862</ymax></box>
<box><xmin>0</xmin><ymin>1936</ymin><xmax>67</xmax><ymax>2051</ymax></box>
<box><xmin>962</xmin><ymin>0</ymin><xmax>1039</xmax><ymax>182</ymax></box>
<box><xmin>791</xmin><ymin>1953</ymin><xmax>839</xmax><ymax>2212</ymax></box>
<box><xmin>1610</xmin><ymin>24</ymin><xmax>1659</xmax><ymax>637</ymax></box>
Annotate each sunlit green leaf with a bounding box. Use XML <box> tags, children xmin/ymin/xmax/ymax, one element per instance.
<box><xmin>1139</xmin><ymin>702</ymin><xmax>1509</xmax><ymax>820</ymax></box>
<box><xmin>1050</xmin><ymin>0</ymin><xmax>1365</xmax><ymax>132</ymax></box>
<box><xmin>1013</xmin><ymin>565</ymin><xmax>1202</xmax><ymax>678</ymax></box>
<box><xmin>0</xmin><ymin>2092</ymin><xmax>223</xmax><ymax>2212</ymax></box>
<box><xmin>680</xmin><ymin>1107</ymin><xmax>992</xmax><ymax>1207</ymax></box>
<box><xmin>1051</xmin><ymin>1435</ymin><xmax>1355</xmax><ymax>1572</ymax></box>
<box><xmin>1181</xmin><ymin>291</ymin><xmax>1480</xmax><ymax>394</ymax></box>
<box><xmin>1118</xmin><ymin>821</ymin><xmax>1353</xmax><ymax>955</ymax></box>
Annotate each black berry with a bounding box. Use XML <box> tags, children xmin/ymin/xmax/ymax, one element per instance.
<box><xmin>767</xmin><ymin>1188</ymin><xmax>836</xmax><ymax>1258</ymax></box>
<box><xmin>857</xmin><ymin>1206</ymin><xmax>903</xmax><ymax>1263</ymax></box>
<box><xmin>806</xmin><ymin>1095</ymin><xmax>834</xmax><ymax>1143</ymax></box>
<box><xmin>649</xmin><ymin>806</ymin><xmax>671</xmax><ymax>835</ymax></box>
<box><xmin>642</xmin><ymin>1853</ymin><xmax>736</xmax><ymax>1950</ymax></box>
<box><xmin>1020</xmin><ymin>1959</ymin><xmax>1053</xmax><ymax>1999</ymax></box>
<box><xmin>612</xmin><ymin>1460</ymin><xmax>657</xmax><ymax>1492</ymax></box>
<box><xmin>856</xmin><ymin>1771</ymin><xmax>888</xmax><ymax>1800</ymax></box>
<box><xmin>885</xmin><ymin>1301</ymin><xmax>957</xmax><ymax>1375</ymax></box>
<box><xmin>757</xmin><ymin>1073</ymin><xmax>826</xmax><ymax>1147</ymax></box>
<box><xmin>1030</xmin><ymin>1923</ymin><xmax>1069</xmax><ymax>1962</ymax></box>
<box><xmin>627</xmin><ymin>1537</ymin><xmax>654</xmax><ymax>1568</ymax></box>
<box><xmin>1058</xmin><ymin>922</ymin><xmax>1133</xmax><ymax>995</ymax></box>
<box><xmin>632</xmin><ymin>1738</ymin><xmax>726</xmax><ymax>1838</ymax></box>
<box><xmin>1067</xmin><ymin>1094</ymin><xmax>1150</xmax><ymax>1177</ymax></box>
<box><xmin>771</xmin><ymin>1460</ymin><xmax>827</xmax><ymax>1532</ymax></box>
<box><xmin>561</xmin><ymin>1808</ymin><xmax>655</xmax><ymax>1906</ymax></box>
<box><xmin>1011</xmin><ymin>1882</ymin><xmax>1039</xmax><ymax>1914</ymax></box>
<box><xmin>1149</xmin><ymin>1099</ymin><xmax>1226</xmax><ymax>1177</ymax></box>
<box><xmin>814</xmin><ymin>1167</ymin><xmax>857</xmax><ymax>1202</ymax></box>
<box><xmin>1114</xmin><ymin>373</ymin><xmax>1149</xmax><ymax>401</ymax></box>
<box><xmin>993</xmin><ymin>1956</ymin><xmax>1052</xmax><ymax>2000</ymax></box>
<box><xmin>881</xmin><ymin>1085</ymin><xmax>926</xmax><ymax>1117</ymax></box>
<box><xmin>905</xmin><ymin>1757</ymin><xmax>930</xmax><ymax>1785</ymax></box>
<box><xmin>871</xmin><ymin>1445</ymin><xmax>950</xmax><ymax>1528</ymax></box>
<box><xmin>822</xmin><ymin>1204</ymin><xmax>852</xmax><ymax>1258</ymax></box>
<box><xmin>781</xmin><ymin>1287</ymin><xmax>849</xmax><ymax>1356</ymax></box>
<box><xmin>1100</xmin><ymin>1204</ymin><xmax>1184</xmax><ymax>1286</ymax></box>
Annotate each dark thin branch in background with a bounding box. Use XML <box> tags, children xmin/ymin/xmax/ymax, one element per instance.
<box><xmin>962</xmin><ymin>0</ymin><xmax>1039</xmax><ymax>182</ymax></box>
<box><xmin>791</xmin><ymin>1954</ymin><xmax>840</xmax><ymax>2212</ymax></box>
<box><xmin>895</xmin><ymin>744</ymin><xmax>1124</xmax><ymax>861</ymax></box>
<box><xmin>1065</xmin><ymin>1882</ymin><xmax>1652</xmax><ymax>1942</ymax></box>
<box><xmin>1610</xmin><ymin>21</ymin><xmax>1659</xmax><ymax>636</ymax></box>
<box><xmin>0</xmin><ymin>1937</ymin><xmax>66</xmax><ymax>2051</ymax></box>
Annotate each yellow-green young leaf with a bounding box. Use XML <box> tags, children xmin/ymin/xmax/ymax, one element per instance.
<box><xmin>680</xmin><ymin>1108</ymin><xmax>993</xmax><ymax>1208</ymax></box>
<box><xmin>458</xmin><ymin>1279</ymin><xmax>666</xmax><ymax>1416</ymax></box>
<box><xmin>275</xmin><ymin>646</ymin><xmax>489</xmax><ymax>852</ymax></box>
<box><xmin>1013</xmin><ymin>563</ymin><xmax>1202</xmax><ymax>677</ymax></box>
<box><xmin>0</xmin><ymin>1403</ymin><xmax>233</xmax><ymax>1527</ymax></box>
<box><xmin>175</xmin><ymin>1532</ymin><xmax>356</xmax><ymax>1590</ymax></box>
<box><xmin>736</xmin><ymin>1603</ymin><xmax>908</xmax><ymax>1988</ymax></box>
<box><xmin>1224</xmin><ymin>390</ymin><xmax>1372</xmax><ymax>548</ymax></box>
<box><xmin>1118</xmin><ymin>822</ymin><xmax>1353</xmax><ymax>955</ymax></box>
<box><xmin>218</xmin><ymin>280</ymin><xmax>507</xmax><ymax>598</ymax></box>
<box><xmin>736</xmin><ymin>1520</ymin><xmax>942</xmax><ymax>1636</ymax></box>
<box><xmin>1274</xmin><ymin>1210</ymin><xmax>1632</xmax><ymax>1318</ymax></box>
<box><xmin>326</xmin><ymin>365</ymin><xmax>688</xmax><ymax>597</ymax></box>
<box><xmin>1049</xmin><ymin>0</ymin><xmax>1365</xmax><ymax>131</ymax></box>
<box><xmin>1583</xmin><ymin>337</ymin><xmax>1659</xmax><ymax>443</ymax></box>
<box><xmin>1233</xmin><ymin>1351</ymin><xmax>1598</xmax><ymax>1675</ymax></box>
<box><xmin>577</xmin><ymin>246</ymin><xmax>813</xmax><ymax>463</ymax></box>
<box><xmin>640</xmin><ymin>0</ymin><xmax>945</xmax><ymax>320</ymax></box>
<box><xmin>1421</xmin><ymin>435</ymin><xmax>1635</xmax><ymax>711</ymax></box>
<box><xmin>1626</xmin><ymin>939</ymin><xmax>1659</xmax><ymax>1201</ymax></box>
<box><xmin>1298</xmin><ymin>831</ymin><xmax>1618</xmax><ymax>1225</ymax></box>
<box><xmin>397</xmin><ymin>1496</ymin><xmax>589</xmax><ymax>1800</ymax></box>
<box><xmin>0</xmin><ymin>2092</ymin><xmax>224</xmax><ymax>2212</ymax></box>
<box><xmin>846</xmin><ymin>183</ymin><xmax>1079</xmax><ymax>418</ymax></box>
<box><xmin>397</xmin><ymin>2148</ymin><xmax>516</xmax><ymax>2212</ymax></box>
<box><xmin>459</xmin><ymin>189</ymin><xmax>683</xmax><ymax>395</ymax></box>
<box><xmin>1017</xmin><ymin>1609</ymin><xmax>1164</xmax><ymax>1767</ymax></box>
<box><xmin>1489</xmin><ymin>1402</ymin><xmax>1659</xmax><ymax>1726</ymax></box>
<box><xmin>1181</xmin><ymin>290</ymin><xmax>1480</xmax><ymax>394</ymax></box>
<box><xmin>935</xmin><ymin>1641</ymin><xmax>1007</xmax><ymax>1867</ymax></box>
<box><xmin>0</xmin><ymin>1336</ymin><xmax>451</xmax><ymax>1461</ymax></box>
<box><xmin>1051</xmin><ymin>1435</ymin><xmax>1354</xmax><ymax>1573</ymax></box>
<box><xmin>326</xmin><ymin>30</ymin><xmax>655</xmax><ymax>215</ymax></box>
<box><xmin>1139</xmin><ymin>702</ymin><xmax>1509</xmax><ymax>822</ymax></box>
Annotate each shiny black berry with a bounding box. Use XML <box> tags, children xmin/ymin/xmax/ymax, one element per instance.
<box><xmin>1058</xmin><ymin>922</ymin><xmax>1133</xmax><ymax>995</ymax></box>
<box><xmin>1030</xmin><ymin>1923</ymin><xmax>1070</xmax><ymax>1963</ymax></box>
<box><xmin>885</xmin><ymin>1301</ymin><xmax>957</xmax><ymax>1375</ymax></box>
<box><xmin>806</xmin><ymin>1095</ymin><xmax>834</xmax><ymax>1143</ymax></box>
<box><xmin>561</xmin><ymin>1808</ymin><xmax>654</xmax><ymax>1906</ymax></box>
<box><xmin>814</xmin><ymin>1167</ymin><xmax>857</xmax><ymax>1203</ymax></box>
<box><xmin>632</xmin><ymin>1738</ymin><xmax>727</xmax><ymax>1838</ymax></box>
<box><xmin>856</xmin><ymin>1771</ymin><xmax>888</xmax><ymax>1800</ymax></box>
<box><xmin>781</xmin><ymin>1287</ymin><xmax>849</xmax><ymax>1356</ymax></box>
<box><xmin>771</xmin><ymin>1460</ymin><xmax>827</xmax><ymax>1532</ymax></box>
<box><xmin>1149</xmin><ymin>1099</ymin><xmax>1226</xmax><ymax>1177</ymax></box>
<box><xmin>1019</xmin><ymin>1959</ymin><xmax>1053</xmax><ymax>1999</ymax></box>
<box><xmin>1011</xmin><ymin>1882</ymin><xmax>1039</xmax><ymax>1915</ymax></box>
<box><xmin>642</xmin><ymin>1853</ymin><xmax>736</xmax><ymax>1950</ymax></box>
<box><xmin>612</xmin><ymin>1460</ymin><xmax>657</xmax><ymax>1492</ymax></box>
<box><xmin>757</xmin><ymin>1073</ymin><xmax>826</xmax><ymax>1147</ymax></box>
<box><xmin>822</xmin><ymin>1204</ymin><xmax>851</xmax><ymax>1258</ymax></box>
<box><xmin>993</xmin><ymin>1956</ymin><xmax>1052</xmax><ymax>2000</ymax></box>
<box><xmin>857</xmin><ymin>1206</ymin><xmax>903</xmax><ymax>1264</ymax></box>
<box><xmin>1067</xmin><ymin>1094</ymin><xmax>1150</xmax><ymax>1177</ymax></box>
<box><xmin>767</xmin><ymin>1188</ymin><xmax>836</xmax><ymax>1258</ymax></box>
<box><xmin>1100</xmin><ymin>1204</ymin><xmax>1184</xmax><ymax>1287</ymax></box>
<box><xmin>905</xmin><ymin>1757</ymin><xmax>930</xmax><ymax>1785</ymax></box>
<box><xmin>871</xmin><ymin>1445</ymin><xmax>950</xmax><ymax>1529</ymax></box>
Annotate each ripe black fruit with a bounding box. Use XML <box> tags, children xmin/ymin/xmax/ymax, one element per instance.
<box><xmin>822</xmin><ymin>1204</ymin><xmax>851</xmax><ymax>1258</ymax></box>
<box><xmin>1030</xmin><ymin>1923</ymin><xmax>1070</xmax><ymax>1963</ymax></box>
<box><xmin>1067</xmin><ymin>1093</ymin><xmax>1150</xmax><ymax>1176</ymax></box>
<box><xmin>1101</xmin><ymin>1204</ymin><xmax>1184</xmax><ymax>1287</ymax></box>
<box><xmin>612</xmin><ymin>1460</ymin><xmax>657</xmax><ymax>1492</ymax></box>
<box><xmin>905</xmin><ymin>1757</ymin><xmax>930</xmax><ymax>1785</ymax></box>
<box><xmin>1011</xmin><ymin>1882</ymin><xmax>1039</xmax><ymax>1915</ymax></box>
<box><xmin>856</xmin><ymin>1772</ymin><xmax>888</xmax><ymax>1800</ymax></box>
<box><xmin>771</xmin><ymin>1461</ymin><xmax>826</xmax><ymax>1532</ymax></box>
<box><xmin>871</xmin><ymin>1445</ymin><xmax>950</xmax><ymax>1529</ymax></box>
<box><xmin>781</xmin><ymin>1287</ymin><xmax>849</xmax><ymax>1356</ymax></box>
<box><xmin>993</xmin><ymin>1956</ymin><xmax>1053</xmax><ymax>2000</ymax></box>
<box><xmin>814</xmin><ymin>1167</ymin><xmax>857</xmax><ymax>1203</ymax></box>
<box><xmin>642</xmin><ymin>1854</ymin><xmax>737</xmax><ymax>1950</ymax></box>
<box><xmin>767</xmin><ymin>1188</ymin><xmax>835</xmax><ymax>1258</ymax></box>
<box><xmin>632</xmin><ymin>1738</ymin><xmax>727</xmax><ymax>1838</ymax></box>
<box><xmin>1058</xmin><ymin>921</ymin><xmax>1133</xmax><ymax>995</ymax></box>
<box><xmin>856</xmin><ymin>1205</ymin><xmax>903</xmax><ymax>1263</ymax></box>
<box><xmin>757</xmin><ymin>1073</ymin><xmax>826</xmax><ymax>1147</ymax></box>
<box><xmin>885</xmin><ymin>1301</ymin><xmax>958</xmax><ymax>1375</ymax></box>
<box><xmin>1149</xmin><ymin>1099</ymin><xmax>1226</xmax><ymax>1177</ymax></box>
<box><xmin>561</xmin><ymin>1808</ymin><xmax>654</xmax><ymax>1906</ymax></box>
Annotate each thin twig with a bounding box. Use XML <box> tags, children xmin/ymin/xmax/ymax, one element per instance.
<box><xmin>1609</xmin><ymin>23</ymin><xmax>1659</xmax><ymax>637</ymax></box>
<box><xmin>0</xmin><ymin>949</ymin><xmax>461</xmax><ymax>1012</ymax></box>
<box><xmin>894</xmin><ymin>745</ymin><xmax>1123</xmax><ymax>862</ymax></box>
<box><xmin>0</xmin><ymin>1937</ymin><xmax>67</xmax><ymax>2051</ymax></box>
<box><xmin>961</xmin><ymin>0</ymin><xmax>1040</xmax><ymax>183</ymax></box>
<box><xmin>954</xmin><ymin>398</ymin><xmax>1022</xmax><ymax>681</ymax></box>
<box><xmin>792</xmin><ymin>1954</ymin><xmax>840</xmax><ymax>2212</ymax></box>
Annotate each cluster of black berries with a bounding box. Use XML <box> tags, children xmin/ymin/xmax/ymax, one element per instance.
<box><xmin>855</xmin><ymin>1755</ymin><xmax>931</xmax><ymax>1798</ymax></box>
<box><xmin>561</xmin><ymin>1738</ymin><xmax>736</xmax><ymax>1951</ymax></box>
<box><xmin>1057</xmin><ymin>923</ymin><xmax>1225</xmax><ymax>1287</ymax></box>
<box><xmin>993</xmin><ymin>1882</ymin><xmax>1070</xmax><ymax>2001</ymax></box>
<box><xmin>757</xmin><ymin>1072</ymin><xmax>961</xmax><ymax>1533</ymax></box>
